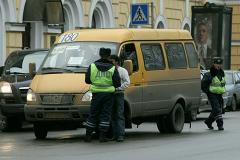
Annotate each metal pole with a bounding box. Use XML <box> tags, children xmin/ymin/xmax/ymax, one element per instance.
<box><xmin>151</xmin><ymin>2</ymin><xmax>154</xmax><ymax>28</ymax></box>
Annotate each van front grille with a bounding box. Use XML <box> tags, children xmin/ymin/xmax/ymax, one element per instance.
<box><xmin>40</xmin><ymin>94</ymin><xmax>74</xmax><ymax>105</ymax></box>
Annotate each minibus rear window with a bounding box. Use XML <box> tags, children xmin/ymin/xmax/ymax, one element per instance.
<box><xmin>185</xmin><ymin>43</ymin><xmax>198</xmax><ymax>68</ymax></box>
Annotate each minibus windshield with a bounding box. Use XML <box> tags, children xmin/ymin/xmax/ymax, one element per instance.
<box><xmin>40</xmin><ymin>42</ymin><xmax>119</xmax><ymax>73</ymax></box>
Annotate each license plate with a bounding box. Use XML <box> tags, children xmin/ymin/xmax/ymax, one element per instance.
<box><xmin>45</xmin><ymin>112</ymin><xmax>69</xmax><ymax>119</ymax></box>
<box><xmin>41</xmin><ymin>95</ymin><xmax>73</xmax><ymax>105</ymax></box>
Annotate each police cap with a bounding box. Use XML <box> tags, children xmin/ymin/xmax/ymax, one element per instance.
<box><xmin>99</xmin><ymin>48</ymin><xmax>111</xmax><ymax>57</ymax></box>
<box><xmin>213</xmin><ymin>57</ymin><xmax>223</xmax><ymax>64</ymax></box>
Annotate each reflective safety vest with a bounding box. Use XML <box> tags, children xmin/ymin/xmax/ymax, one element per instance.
<box><xmin>209</xmin><ymin>76</ymin><xmax>226</xmax><ymax>94</ymax></box>
<box><xmin>90</xmin><ymin>63</ymin><xmax>115</xmax><ymax>93</ymax></box>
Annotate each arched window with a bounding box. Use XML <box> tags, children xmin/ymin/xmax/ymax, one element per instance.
<box><xmin>157</xmin><ymin>21</ymin><xmax>165</xmax><ymax>29</ymax></box>
<box><xmin>154</xmin><ymin>15</ymin><xmax>167</xmax><ymax>29</ymax></box>
<box><xmin>91</xmin><ymin>9</ymin><xmax>102</xmax><ymax>28</ymax></box>
<box><xmin>181</xmin><ymin>17</ymin><xmax>191</xmax><ymax>32</ymax></box>
<box><xmin>89</xmin><ymin>1</ymin><xmax>114</xmax><ymax>28</ymax></box>
<box><xmin>183</xmin><ymin>23</ymin><xmax>190</xmax><ymax>32</ymax></box>
<box><xmin>92</xmin><ymin>14</ymin><xmax>96</xmax><ymax>28</ymax></box>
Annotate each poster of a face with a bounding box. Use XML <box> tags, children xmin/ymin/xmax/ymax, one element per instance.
<box><xmin>193</xmin><ymin>13</ymin><xmax>218</xmax><ymax>69</ymax></box>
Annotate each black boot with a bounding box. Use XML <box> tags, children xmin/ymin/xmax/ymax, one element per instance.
<box><xmin>204</xmin><ymin>120</ymin><xmax>214</xmax><ymax>130</ymax></box>
<box><xmin>218</xmin><ymin>126</ymin><xmax>224</xmax><ymax>131</ymax></box>
<box><xmin>216</xmin><ymin>118</ymin><xmax>224</xmax><ymax>131</ymax></box>
<box><xmin>99</xmin><ymin>132</ymin><xmax>109</xmax><ymax>143</ymax></box>
<box><xmin>84</xmin><ymin>130</ymin><xmax>93</xmax><ymax>142</ymax></box>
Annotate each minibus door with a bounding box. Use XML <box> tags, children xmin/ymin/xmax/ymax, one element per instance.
<box><xmin>119</xmin><ymin>43</ymin><xmax>143</xmax><ymax>117</ymax></box>
<box><xmin>140</xmin><ymin>43</ymin><xmax>168</xmax><ymax>115</ymax></box>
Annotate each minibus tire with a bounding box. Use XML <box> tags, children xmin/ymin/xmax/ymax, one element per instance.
<box><xmin>156</xmin><ymin>117</ymin><xmax>170</xmax><ymax>133</ymax></box>
<box><xmin>168</xmin><ymin>103</ymin><xmax>185</xmax><ymax>133</ymax></box>
<box><xmin>34</xmin><ymin>123</ymin><xmax>48</xmax><ymax>139</ymax></box>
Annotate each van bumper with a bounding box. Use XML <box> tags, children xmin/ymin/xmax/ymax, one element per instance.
<box><xmin>24</xmin><ymin>104</ymin><xmax>90</xmax><ymax>122</ymax></box>
<box><xmin>0</xmin><ymin>103</ymin><xmax>25</xmax><ymax>118</ymax></box>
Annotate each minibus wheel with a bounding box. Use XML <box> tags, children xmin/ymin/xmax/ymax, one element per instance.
<box><xmin>168</xmin><ymin>103</ymin><xmax>185</xmax><ymax>133</ymax></box>
<box><xmin>156</xmin><ymin>116</ymin><xmax>170</xmax><ymax>133</ymax></box>
<box><xmin>34</xmin><ymin>123</ymin><xmax>48</xmax><ymax>139</ymax></box>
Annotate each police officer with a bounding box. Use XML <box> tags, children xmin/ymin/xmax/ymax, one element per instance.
<box><xmin>202</xmin><ymin>57</ymin><xmax>225</xmax><ymax>131</ymax></box>
<box><xmin>85</xmin><ymin>48</ymin><xmax>121</xmax><ymax>142</ymax></box>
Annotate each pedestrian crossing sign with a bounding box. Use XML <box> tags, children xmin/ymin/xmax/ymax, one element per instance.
<box><xmin>131</xmin><ymin>3</ymin><xmax>149</xmax><ymax>25</ymax></box>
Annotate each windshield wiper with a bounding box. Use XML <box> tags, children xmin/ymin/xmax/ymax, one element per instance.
<box><xmin>41</xmin><ymin>67</ymin><xmax>73</xmax><ymax>74</ymax></box>
<box><xmin>66</xmin><ymin>65</ymin><xmax>87</xmax><ymax>68</ymax></box>
<box><xmin>66</xmin><ymin>65</ymin><xmax>87</xmax><ymax>73</ymax></box>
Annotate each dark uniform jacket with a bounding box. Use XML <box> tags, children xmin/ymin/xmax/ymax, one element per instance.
<box><xmin>201</xmin><ymin>66</ymin><xmax>225</xmax><ymax>94</ymax></box>
<box><xmin>85</xmin><ymin>59</ymin><xmax>121</xmax><ymax>88</ymax></box>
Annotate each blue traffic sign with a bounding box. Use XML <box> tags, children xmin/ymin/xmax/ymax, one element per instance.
<box><xmin>131</xmin><ymin>3</ymin><xmax>149</xmax><ymax>25</ymax></box>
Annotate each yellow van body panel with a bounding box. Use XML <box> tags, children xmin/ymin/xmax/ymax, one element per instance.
<box><xmin>56</xmin><ymin>29</ymin><xmax>192</xmax><ymax>44</ymax></box>
<box><xmin>31</xmin><ymin>74</ymin><xmax>89</xmax><ymax>93</ymax></box>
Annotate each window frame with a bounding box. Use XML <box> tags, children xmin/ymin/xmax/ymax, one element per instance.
<box><xmin>119</xmin><ymin>43</ymin><xmax>139</xmax><ymax>72</ymax></box>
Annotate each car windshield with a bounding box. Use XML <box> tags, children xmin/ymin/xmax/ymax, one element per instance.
<box><xmin>40</xmin><ymin>42</ymin><xmax>119</xmax><ymax>73</ymax></box>
<box><xmin>225</xmin><ymin>72</ymin><xmax>233</xmax><ymax>84</ymax></box>
<box><xmin>4</xmin><ymin>51</ymin><xmax>48</xmax><ymax>74</ymax></box>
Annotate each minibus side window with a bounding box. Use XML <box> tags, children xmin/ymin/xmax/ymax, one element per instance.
<box><xmin>120</xmin><ymin>43</ymin><xmax>138</xmax><ymax>72</ymax></box>
<box><xmin>164</xmin><ymin>43</ymin><xmax>187</xmax><ymax>69</ymax></box>
<box><xmin>141</xmin><ymin>43</ymin><xmax>165</xmax><ymax>70</ymax></box>
<box><xmin>185</xmin><ymin>42</ymin><xmax>198</xmax><ymax>68</ymax></box>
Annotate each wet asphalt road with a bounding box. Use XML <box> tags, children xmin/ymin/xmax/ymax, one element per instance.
<box><xmin>0</xmin><ymin>111</ymin><xmax>240</xmax><ymax>160</ymax></box>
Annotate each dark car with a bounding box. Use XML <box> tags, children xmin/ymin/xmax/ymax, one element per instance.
<box><xmin>224</xmin><ymin>70</ymin><xmax>240</xmax><ymax>111</ymax></box>
<box><xmin>0</xmin><ymin>49</ymin><xmax>48</xmax><ymax>131</ymax></box>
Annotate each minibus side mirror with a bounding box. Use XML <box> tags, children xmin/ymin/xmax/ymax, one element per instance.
<box><xmin>0</xmin><ymin>66</ymin><xmax>4</xmax><ymax>75</ymax></box>
<box><xmin>123</xmin><ymin>60</ymin><xmax>133</xmax><ymax>76</ymax></box>
<box><xmin>29</xmin><ymin>63</ymin><xmax>36</xmax><ymax>78</ymax></box>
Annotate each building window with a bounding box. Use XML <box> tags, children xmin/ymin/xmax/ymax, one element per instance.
<box><xmin>92</xmin><ymin>14</ymin><xmax>96</xmax><ymax>28</ymax></box>
<box><xmin>22</xmin><ymin>23</ymin><xmax>31</xmax><ymax>49</ymax></box>
<box><xmin>183</xmin><ymin>23</ymin><xmax>190</xmax><ymax>32</ymax></box>
<box><xmin>157</xmin><ymin>21</ymin><xmax>165</xmax><ymax>29</ymax></box>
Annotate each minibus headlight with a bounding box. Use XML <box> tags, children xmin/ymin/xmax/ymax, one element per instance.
<box><xmin>0</xmin><ymin>82</ymin><xmax>12</xmax><ymax>94</ymax></box>
<box><xmin>27</xmin><ymin>89</ymin><xmax>37</xmax><ymax>102</ymax></box>
<box><xmin>82</xmin><ymin>91</ymin><xmax>92</xmax><ymax>101</ymax></box>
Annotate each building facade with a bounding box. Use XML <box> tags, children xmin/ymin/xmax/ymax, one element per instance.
<box><xmin>0</xmin><ymin>0</ymin><xmax>239</xmax><ymax>69</ymax></box>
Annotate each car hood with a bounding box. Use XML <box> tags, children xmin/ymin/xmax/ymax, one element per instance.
<box><xmin>1</xmin><ymin>74</ymin><xmax>31</xmax><ymax>83</ymax></box>
<box><xmin>30</xmin><ymin>74</ymin><xmax>89</xmax><ymax>94</ymax></box>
